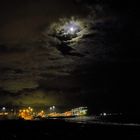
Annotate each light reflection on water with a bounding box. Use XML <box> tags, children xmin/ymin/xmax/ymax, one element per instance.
<box><xmin>64</xmin><ymin>116</ymin><xmax>99</xmax><ymax>124</ymax></box>
<box><xmin>64</xmin><ymin>116</ymin><xmax>140</xmax><ymax>127</ymax></box>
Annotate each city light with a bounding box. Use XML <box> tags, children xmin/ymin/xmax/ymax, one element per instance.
<box><xmin>2</xmin><ymin>107</ymin><xmax>6</xmax><ymax>111</ymax></box>
<box><xmin>37</xmin><ymin>110</ymin><xmax>46</xmax><ymax>118</ymax></box>
<box><xmin>18</xmin><ymin>107</ymin><xmax>34</xmax><ymax>120</ymax></box>
<box><xmin>103</xmin><ymin>113</ymin><xmax>107</xmax><ymax>116</ymax></box>
<box><xmin>49</xmin><ymin>106</ymin><xmax>55</xmax><ymax>112</ymax></box>
<box><xmin>0</xmin><ymin>106</ymin><xmax>88</xmax><ymax>120</ymax></box>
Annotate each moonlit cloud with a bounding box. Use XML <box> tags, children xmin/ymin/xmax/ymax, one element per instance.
<box><xmin>0</xmin><ymin>80</ymin><xmax>39</xmax><ymax>93</ymax></box>
<box><xmin>0</xmin><ymin>0</ymin><xmax>127</xmax><ymax>110</ymax></box>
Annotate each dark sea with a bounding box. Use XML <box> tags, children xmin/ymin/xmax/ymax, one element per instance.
<box><xmin>0</xmin><ymin>116</ymin><xmax>140</xmax><ymax>139</ymax></box>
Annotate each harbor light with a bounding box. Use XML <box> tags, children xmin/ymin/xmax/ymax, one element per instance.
<box><xmin>2</xmin><ymin>107</ymin><xmax>6</xmax><ymax>111</ymax></box>
<box><xmin>103</xmin><ymin>113</ymin><xmax>107</xmax><ymax>116</ymax></box>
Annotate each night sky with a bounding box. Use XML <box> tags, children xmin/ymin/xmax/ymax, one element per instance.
<box><xmin>0</xmin><ymin>0</ymin><xmax>139</xmax><ymax>114</ymax></box>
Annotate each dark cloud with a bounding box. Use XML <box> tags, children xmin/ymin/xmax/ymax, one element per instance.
<box><xmin>0</xmin><ymin>89</ymin><xmax>87</xmax><ymax>108</ymax></box>
<box><xmin>0</xmin><ymin>0</ymin><xmax>87</xmax><ymax>44</ymax></box>
<box><xmin>0</xmin><ymin>90</ymin><xmax>56</xmax><ymax>106</ymax></box>
<box><xmin>0</xmin><ymin>0</ymin><xmax>139</xmax><ymax>114</ymax></box>
<box><xmin>0</xmin><ymin>1</ymin><xmax>118</xmax><ymax>98</ymax></box>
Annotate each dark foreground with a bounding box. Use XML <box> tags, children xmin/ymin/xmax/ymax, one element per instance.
<box><xmin>0</xmin><ymin>119</ymin><xmax>140</xmax><ymax>139</ymax></box>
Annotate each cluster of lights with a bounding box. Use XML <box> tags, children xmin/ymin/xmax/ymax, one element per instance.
<box><xmin>100</xmin><ymin>112</ymin><xmax>107</xmax><ymax>116</ymax></box>
<box><xmin>48</xmin><ymin>107</ymin><xmax>87</xmax><ymax>118</ymax></box>
<box><xmin>18</xmin><ymin>107</ymin><xmax>48</xmax><ymax>120</ymax></box>
<box><xmin>37</xmin><ymin>110</ymin><xmax>46</xmax><ymax>118</ymax></box>
<box><xmin>18</xmin><ymin>107</ymin><xmax>34</xmax><ymax>120</ymax></box>
<box><xmin>17</xmin><ymin>106</ymin><xmax>88</xmax><ymax>119</ymax></box>
<box><xmin>50</xmin><ymin>106</ymin><xmax>55</xmax><ymax>111</ymax></box>
<box><xmin>0</xmin><ymin>107</ymin><xmax>8</xmax><ymax>116</ymax></box>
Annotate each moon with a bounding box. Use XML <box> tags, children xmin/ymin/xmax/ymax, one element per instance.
<box><xmin>70</xmin><ymin>27</ymin><xmax>75</xmax><ymax>33</ymax></box>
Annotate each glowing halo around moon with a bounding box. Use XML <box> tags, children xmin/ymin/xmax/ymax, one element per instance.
<box><xmin>62</xmin><ymin>21</ymin><xmax>82</xmax><ymax>35</ymax></box>
<box><xmin>46</xmin><ymin>17</ymin><xmax>90</xmax><ymax>45</ymax></box>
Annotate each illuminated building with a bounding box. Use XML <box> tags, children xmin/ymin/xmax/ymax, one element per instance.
<box><xmin>47</xmin><ymin>107</ymin><xmax>88</xmax><ymax>118</ymax></box>
<box><xmin>71</xmin><ymin>107</ymin><xmax>88</xmax><ymax>116</ymax></box>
